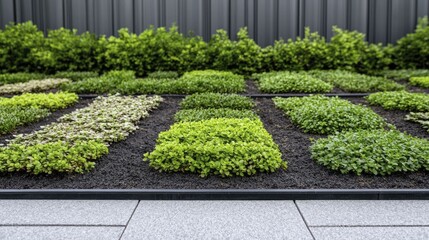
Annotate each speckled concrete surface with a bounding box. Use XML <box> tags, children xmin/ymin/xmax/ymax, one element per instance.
<box><xmin>121</xmin><ymin>201</ymin><xmax>313</xmax><ymax>240</ymax></box>
<box><xmin>310</xmin><ymin>227</ymin><xmax>429</xmax><ymax>240</ymax></box>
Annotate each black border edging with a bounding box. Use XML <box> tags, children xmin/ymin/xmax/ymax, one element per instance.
<box><xmin>0</xmin><ymin>189</ymin><xmax>428</xmax><ymax>200</ymax></box>
<box><xmin>78</xmin><ymin>93</ymin><xmax>370</xmax><ymax>99</ymax></box>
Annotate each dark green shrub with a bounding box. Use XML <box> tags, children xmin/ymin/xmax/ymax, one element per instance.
<box><xmin>0</xmin><ymin>140</ymin><xmax>108</xmax><ymax>174</ymax></box>
<box><xmin>144</xmin><ymin>118</ymin><xmax>286</xmax><ymax>177</ymax></box>
<box><xmin>274</xmin><ymin>96</ymin><xmax>386</xmax><ymax>134</ymax></box>
<box><xmin>394</xmin><ymin>17</ymin><xmax>429</xmax><ymax>69</ymax></box>
<box><xmin>271</xmin><ymin>28</ymin><xmax>329</xmax><ymax>71</ymax></box>
<box><xmin>0</xmin><ymin>107</ymin><xmax>50</xmax><ymax>135</ymax></box>
<box><xmin>356</xmin><ymin>43</ymin><xmax>393</xmax><ymax>75</ymax></box>
<box><xmin>180</xmin><ymin>93</ymin><xmax>254</xmax><ymax>110</ymax></box>
<box><xmin>0</xmin><ymin>92</ymin><xmax>78</xmax><ymax>110</ymax></box>
<box><xmin>409</xmin><ymin>77</ymin><xmax>429</xmax><ymax>88</ymax></box>
<box><xmin>311</xmin><ymin>130</ymin><xmax>429</xmax><ymax>175</ymax></box>
<box><xmin>53</xmin><ymin>71</ymin><xmax>99</xmax><ymax>81</ymax></box>
<box><xmin>174</xmin><ymin>108</ymin><xmax>258</xmax><ymax>122</ymax></box>
<box><xmin>366</xmin><ymin>91</ymin><xmax>429</xmax><ymax>112</ymax></box>
<box><xmin>147</xmin><ymin>71</ymin><xmax>179</xmax><ymax>79</ymax></box>
<box><xmin>308</xmin><ymin>70</ymin><xmax>405</xmax><ymax>92</ymax></box>
<box><xmin>257</xmin><ymin>72</ymin><xmax>333</xmax><ymax>93</ymax></box>
<box><xmin>0</xmin><ymin>73</ymin><xmax>46</xmax><ymax>85</ymax></box>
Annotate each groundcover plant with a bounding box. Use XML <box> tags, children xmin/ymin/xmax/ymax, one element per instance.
<box><xmin>52</xmin><ymin>71</ymin><xmax>99</xmax><ymax>81</ymax></box>
<box><xmin>366</xmin><ymin>91</ymin><xmax>429</xmax><ymax>112</ymax></box>
<box><xmin>406</xmin><ymin>112</ymin><xmax>429</xmax><ymax>132</ymax></box>
<box><xmin>0</xmin><ymin>79</ymin><xmax>70</xmax><ymax>94</ymax></box>
<box><xmin>409</xmin><ymin>77</ymin><xmax>429</xmax><ymax>88</ymax></box>
<box><xmin>377</xmin><ymin>69</ymin><xmax>429</xmax><ymax>80</ymax></box>
<box><xmin>0</xmin><ymin>73</ymin><xmax>46</xmax><ymax>85</ymax></box>
<box><xmin>0</xmin><ymin>94</ymin><xmax>162</xmax><ymax>174</ymax></box>
<box><xmin>0</xmin><ymin>107</ymin><xmax>50</xmax><ymax>135</ymax></box>
<box><xmin>256</xmin><ymin>71</ymin><xmax>333</xmax><ymax>93</ymax></box>
<box><xmin>0</xmin><ymin>92</ymin><xmax>78</xmax><ymax>110</ymax></box>
<box><xmin>273</xmin><ymin>96</ymin><xmax>387</xmax><ymax>134</ymax></box>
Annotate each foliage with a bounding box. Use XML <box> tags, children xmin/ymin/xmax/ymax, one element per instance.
<box><xmin>356</xmin><ymin>43</ymin><xmax>393</xmax><ymax>75</ymax></box>
<box><xmin>311</xmin><ymin>130</ymin><xmax>429</xmax><ymax>175</ymax></box>
<box><xmin>174</xmin><ymin>108</ymin><xmax>258</xmax><ymax>122</ymax></box>
<box><xmin>376</xmin><ymin>69</ymin><xmax>429</xmax><ymax>80</ymax></box>
<box><xmin>308</xmin><ymin>70</ymin><xmax>405</xmax><ymax>92</ymax></box>
<box><xmin>409</xmin><ymin>77</ymin><xmax>429</xmax><ymax>88</ymax></box>
<box><xmin>0</xmin><ymin>79</ymin><xmax>70</xmax><ymax>94</ymax></box>
<box><xmin>180</xmin><ymin>93</ymin><xmax>254</xmax><ymax>110</ymax></box>
<box><xmin>52</xmin><ymin>71</ymin><xmax>99</xmax><ymax>81</ymax></box>
<box><xmin>406</xmin><ymin>112</ymin><xmax>429</xmax><ymax>132</ymax></box>
<box><xmin>0</xmin><ymin>107</ymin><xmax>50</xmax><ymax>135</ymax></box>
<box><xmin>144</xmin><ymin>118</ymin><xmax>286</xmax><ymax>177</ymax></box>
<box><xmin>270</xmin><ymin>28</ymin><xmax>329</xmax><ymax>71</ymax></box>
<box><xmin>147</xmin><ymin>71</ymin><xmax>179</xmax><ymax>79</ymax></box>
<box><xmin>0</xmin><ymin>73</ymin><xmax>46</xmax><ymax>85</ymax></box>
<box><xmin>0</xmin><ymin>141</ymin><xmax>108</xmax><ymax>174</ymax></box>
<box><xmin>0</xmin><ymin>92</ymin><xmax>78</xmax><ymax>110</ymax></box>
<box><xmin>366</xmin><ymin>91</ymin><xmax>429</xmax><ymax>112</ymax></box>
<box><xmin>393</xmin><ymin>17</ymin><xmax>429</xmax><ymax>69</ymax></box>
<box><xmin>257</xmin><ymin>71</ymin><xmax>333</xmax><ymax>93</ymax></box>
<box><xmin>274</xmin><ymin>96</ymin><xmax>386</xmax><ymax>134</ymax></box>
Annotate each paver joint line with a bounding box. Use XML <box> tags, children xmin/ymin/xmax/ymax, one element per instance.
<box><xmin>0</xmin><ymin>224</ymin><xmax>126</xmax><ymax>227</ymax></box>
<box><xmin>310</xmin><ymin>225</ymin><xmax>429</xmax><ymax>228</ymax></box>
<box><xmin>119</xmin><ymin>200</ymin><xmax>140</xmax><ymax>240</ymax></box>
<box><xmin>294</xmin><ymin>200</ymin><xmax>316</xmax><ymax>240</ymax></box>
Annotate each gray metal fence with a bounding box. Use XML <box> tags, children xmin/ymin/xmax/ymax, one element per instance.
<box><xmin>1</xmin><ymin>0</ymin><xmax>429</xmax><ymax>46</ymax></box>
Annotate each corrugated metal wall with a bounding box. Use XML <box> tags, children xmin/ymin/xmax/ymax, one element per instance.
<box><xmin>1</xmin><ymin>0</ymin><xmax>428</xmax><ymax>46</ymax></box>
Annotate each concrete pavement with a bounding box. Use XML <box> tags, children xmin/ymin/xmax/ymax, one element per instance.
<box><xmin>0</xmin><ymin>200</ymin><xmax>427</xmax><ymax>240</ymax></box>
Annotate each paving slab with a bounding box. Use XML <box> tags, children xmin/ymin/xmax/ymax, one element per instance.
<box><xmin>311</xmin><ymin>226</ymin><xmax>429</xmax><ymax>240</ymax></box>
<box><xmin>0</xmin><ymin>200</ymin><xmax>137</xmax><ymax>225</ymax></box>
<box><xmin>121</xmin><ymin>200</ymin><xmax>313</xmax><ymax>240</ymax></box>
<box><xmin>0</xmin><ymin>226</ymin><xmax>123</xmax><ymax>240</ymax></box>
<box><xmin>296</xmin><ymin>200</ymin><xmax>429</xmax><ymax>226</ymax></box>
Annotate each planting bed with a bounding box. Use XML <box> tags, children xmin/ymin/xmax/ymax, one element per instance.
<box><xmin>0</xmin><ymin>95</ymin><xmax>428</xmax><ymax>189</ymax></box>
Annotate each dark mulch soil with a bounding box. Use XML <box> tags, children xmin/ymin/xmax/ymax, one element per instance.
<box><xmin>396</xmin><ymin>79</ymin><xmax>429</xmax><ymax>94</ymax></box>
<box><xmin>0</xmin><ymin>96</ymin><xmax>428</xmax><ymax>189</ymax></box>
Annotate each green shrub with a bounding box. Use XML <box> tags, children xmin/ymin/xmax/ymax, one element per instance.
<box><xmin>0</xmin><ymin>92</ymin><xmax>78</xmax><ymax>110</ymax></box>
<box><xmin>257</xmin><ymin>72</ymin><xmax>333</xmax><ymax>93</ymax></box>
<box><xmin>0</xmin><ymin>107</ymin><xmax>50</xmax><ymax>135</ymax></box>
<box><xmin>376</xmin><ymin>69</ymin><xmax>429</xmax><ymax>80</ymax></box>
<box><xmin>394</xmin><ymin>17</ymin><xmax>429</xmax><ymax>69</ymax></box>
<box><xmin>0</xmin><ymin>79</ymin><xmax>71</xmax><ymax>94</ymax></box>
<box><xmin>274</xmin><ymin>96</ymin><xmax>386</xmax><ymax>134</ymax></box>
<box><xmin>144</xmin><ymin>118</ymin><xmax>286</xmax><ymax>177</ymax></box>
<box><xmin>180</xmin><ymin>93</ymin><xmax>254</xmax><ymax>110</ymax></box>
<box><xmin>0</xmin><ymin>141</ymin><xmax>108</xmax><ymax>174</ymax></box>
<box><xmin>366</xmin><ymin>91</ymin><xmax>429</xmax><ymax>112</ymax></box>
<box><xmin>356</xmin><ymin>43</ymin><xmax>393</xmax><ymax>75</ymax></box>
<box><xmin>311</xmin><ymin>130</ymin><xmax>429</xmax><ymax>175</ymax></box>
<box><xmin>0</xmin><ymin>73</ymin><xmax>46</xmax><ymax>85</ymax></box>
<box><xmin>52</xmin><ymin>71</ymin><xmax>99</xmax><ymax>81</ymax></box>
<box><xmin>174</xmin><ymin>108</ymin><xmax>258</xmax><ymax>122</ymax></box>
<box><xmin>147</xmin><ymin>71</ymin><xmax>179</xmax><ymax>79</ymax></box>
<box><xmin>308</xmin><ymin>70</ymin><xmax>405</xmax><ymax>92</ymax></box>
<box><xmin>270</xmin><ymin>28</ymin><xmax>329</xmax><ymax>71</ymax></box>
<box><xmin>409</xmin><ymin>77</ymin><xmax>429</xmax><ymax>88</ymax></box>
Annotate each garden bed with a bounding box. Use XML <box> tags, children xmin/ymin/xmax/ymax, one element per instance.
<box><xmin>0</xmin><ymin>96</ymin><xmax>428</xmax><ymax>190</ymax></box>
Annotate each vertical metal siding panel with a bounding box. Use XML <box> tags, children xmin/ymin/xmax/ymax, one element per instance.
<box><xmin>373</xmin><ymin>0</ymin><xmax>389</xmax><ymax>44</ymax></box>
<box><xmin>326</xmin><ymin>0</ymin><xmax>347</xmax><ymax>39</ymax></box>
<box><xmin>246</xmin><ymin>0</ymin><xmax>255</xmax><ymax>39</ymax></box>
<box><xmin>94</xmin><ymin>0</ymin><xmax>113</xmax><ymax>36</ymax></box>
<box><xmin>87</xmin><ymin>0</ymin><xmax>95</xmax><ymax>33</ymax></box>
<box><xmin>349</xmin><ymin>0</ymin><xmax>368</xmax><ymax>37</ymax></box>
<box><xmin>113</xmin><ymin>0</ymin><xmax>134</xmax><ymax>32</ymax></box>
<box><xmin>44</xmin><ymin>0</ymin><xmax>63</xmax><ymax>30</ymax></box>
<box><xmin>230</xmin><ymin>0</ymin><xmax>246</xmax><ymax>39</ymax></box>
<box><xmin>278</xmin><ymin>0</ymin><xmax>299</xmax><ymax>41</ymax></box>
<box><xmin>210</xmin><ymin>0</ymin><xmax>229</xmax><ymax>36</ymax></box>
<box><xmin>391</xmin><ymin>0</ymin><xmax>415</xmax><ymax>42</ymax></box>
<box><xmin>165</xmin><ymin>0</ymin><xmax>179</xmax><ymax>29</ymax></box>
<box><xmin>16</xmin><ymin>0</ymin><xmax>34</xmax><ymax>22</ymax></box>
<box><xmin>303</xmin><ymin>0</ymin><xmax>324</xmax><ymax>34</ymax></box>
<box><xmin>256</xmin><ymin>0</ymin><xmax>275</xmax><ymax>47</ymax></box>
<box><xmin>0</xmin><ymin>0</ymin><xmax>15</xmax><ymax>27</ymax></box>
<box><xmin>184</xmin><ymin>0</ymin><xmax>204</xmax><ymax>38</ymax></box>
<box><xmin>417</xmin><ymin>0</ymin><xmax>429</xmax><ymax>18</ymax></box>
<box><xmin>68</xmin><ymin>0</ymin><xmax>87</xmax><ymax>33</ymax></box>
<box><xmin>142</xmin><ymin>0</ymin><xmax>159</xmax><ymax>30</ymax></box>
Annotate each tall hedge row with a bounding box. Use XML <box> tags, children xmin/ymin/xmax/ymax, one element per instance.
<box><xmin>0</xmin><ymin>17</ymin><xmax>428</xmax><ymax>76</ymax></box>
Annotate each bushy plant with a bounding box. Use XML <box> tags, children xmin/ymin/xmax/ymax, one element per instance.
<box><xmin>274</xmin><ymin>96</ymin><xmax>386</xmax><ymax>134</ymax></box>
<box><xmin>308</xmin><ymin>70</ymin><xmax>405</xmax><ymax>92</ymax></box>
<box><xmin>144</xmin><ymin>118</ymin><xmax>286</xmax><ymax>177</ymax></box>
<box><xmin>0</xmin><ymin>92</ymin><xmax>78</xmax><ymax>110</ymax></box>
<box><xmin>52</xmin><ymin>71</ymin><xmax>99</xmax><ymax>81</ymax></box>
<box><xmin>257</xmin><ymin>71</ymin><xmax>333</xmax><ymax>93</ymax></box>
<box><xmin>0</xmin><ymin>79</ymin><xmax>70</xmax><ymax>94</ymax></box>
<box><xmin>0</xmin><ymin>107</ymin><xmax>50</xmax><ymax>135</ymax></box>
<box><xmin>356</xmin><ymin>43</ymin><xmax>393</xmax><ymax>75</ymax></box>
<box><xmin>174</xmin><ymin>108</ymin><xmax>258</xmax><ymax>122</ymax></box>
<box><xmin>311</xmin><ymin>130</ymin><xmax>429</xmax><ymax>175</ymax></box>
<box><xmin>366</xmin><ymin>91</ymin><xmax>429</xmax><ymax>112</ymax></box>
<box><xmin>147</xmin><ymin>71</ymin><xmax>179</xmax><ymax>79</ymax></box>
<box><xmin>394</xmin><ymin>17</ymin><xmax>429</xmax><ymax>69</ymax></box>
<box><xmin>409</xmin><ymin>77</ymin><xmax>429</xmax><ymax>88</ymax></box>
<box><xmin>270</xmin><ymin>28</ymin><xmax>329</xmax><ymax>71</ymax></box>
<box><xmin>0</xmin><ymin>73</ymin><xmax>46</xmax><ymax>85</ymax></box>
<box><xmin>180</xmin><ymin>93</ymin><xmax>254</xmax><ymax>110</ymax></box>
